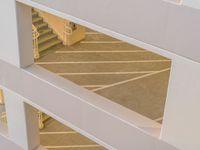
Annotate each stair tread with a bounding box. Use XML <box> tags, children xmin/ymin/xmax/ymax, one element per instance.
<box><xmin>42</xmin><ymin>113</ymin><xmax>50</xmax><ymax>122</ymax></box>
<box><xmin>39</xmin><ymin>39</ymin><xmax>62</xmax><ymax>52</ymax></box>
<box><xmin>38</xmin><ymin>34</ymin><xmax>57</xmax><ymax>44</ymax></box>
<box><xmin>32</xmin><ymin>17</ymin><xmax>43</xmax><ymax>23</ymax></box>
<box><xmin>35</xmin><ymin>22</ymin><xmax>48</xmax><ymax>30</ymax></box>
<box><xmin>39</xmin><ymin>28</ymin><xmax>52</xmax><ymax>36</ymax></box>
<box><xmin>32</xmin><ymin>11</ymin><xmax>38</xmax><ymax>17</ymax></box>
<box><xmin>32</xmin><ymin>10</ymin><xmax>63</xmax><ymax>54</ymax></box>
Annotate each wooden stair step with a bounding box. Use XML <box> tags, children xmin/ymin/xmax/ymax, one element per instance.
<box><xmin>35</xmin><ymin>22</ymin><xmax>48</xmax><ymax>30</ymax></box>
<box><xmin>39</xmin><ymin>39</ymin><xmax>62</xmax><ymax>52</ymax></box>
<box><xmin>38</xmin><ymin>34</ymin><xmax>57</xmax><ymax>45</ymax></box>
<box><xmin>32</xmin><ymin>17</ymin><xmax>43</xmax><ymax>24</ymax></box>
<box><xmin>39</xmin><ymin>28</ymin><xmax>52</xmax><ymax>37</ymax></box>
<box><xmin>32</xmin><ymin>11</ymin><xmax>38</xmax><ymax>17</ymax></box>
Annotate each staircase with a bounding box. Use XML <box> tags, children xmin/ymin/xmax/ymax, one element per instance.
<box><xmin>32</xmin><ymin>9</ymin><xmax>63</xmax><ymax>54</ymax></box>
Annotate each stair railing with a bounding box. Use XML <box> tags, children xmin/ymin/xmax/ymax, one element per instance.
<box><xmin>63</xmin><ymin>22</ymin><xmax>73</xmax><ymax>45</ymax></box>
<box><xmin>32</xmin><ymin>24</ymin><xmax>40</xmax><ymax>59</ymax></box>
<box><xmin>38</xmin><ymin>111</ymin><xmax>44</xmax><ymax>129</ymax></box>
<box><xmin>1</xmin><ymin>89</ymin><xmax>46</xmax><ymax>129</ymax></box>
<box><xmin>0</xmin><ymin>90</ymin><xmax>6</xmax><ymax>124</ymax></box>
<box><xmin>0</xmin><ymin>89</ymin><xmax>4</xmax><ymax>105</ymax></box>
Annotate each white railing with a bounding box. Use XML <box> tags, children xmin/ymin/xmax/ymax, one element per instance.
<box><xmin>1</xmin><ymin>85</ymin><xmax>45</xmax><ymax>129</ymax></box>
<box><xmin>1</xmin><ymin>111</ymin><xmax>46</xmax><ymax>129</ymax></box>
<box><xmin>32</xmin><ymin>24</ymin><xmax>40</xmax><ymax>59</ymax></box>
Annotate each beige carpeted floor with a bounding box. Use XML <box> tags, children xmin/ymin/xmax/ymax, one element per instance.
<box><xmin>37</xmin><ymin>28</ymin><xmax>171</xmax><ymax>149</ymax></box>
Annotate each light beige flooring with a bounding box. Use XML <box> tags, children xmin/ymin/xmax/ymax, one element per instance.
<box><xmin>36</xmin><ymin>29</ymin><xmax>171</xmax><ymax>121</ymax></box>
<box><xmin>40</xmin><ymin>118</ymin><xmax>106</xmax><ymax>150</ymax></box>
<box><xmin>37</xmin><ymin>28</ymin><xmax>171</xmax><ymax>149</ymax></box>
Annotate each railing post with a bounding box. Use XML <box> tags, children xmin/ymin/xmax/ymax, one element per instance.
<box><xmin>4</xmin><ymin>89</ymin><xmax>40</xmax><ymax>150</ymax></box>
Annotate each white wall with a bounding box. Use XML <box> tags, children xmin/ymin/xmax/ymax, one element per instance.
<box><xmin>1</xmin><ymin>0</ymin><xmax>200</xmax><ymax>149</ymax></box>
<box><xmin>0</xmin><ymin>134</ymin><xmax>23</xmax><ymax>150</ymax></box>
<box><xmin>183</xmin><ymin>0</ymin><xmax>200</xmax><ymax>9</ymax></box>
<box><xmin>18</xmin><ymin>0</ymin><xmax>200</xmax><ymax>63</ymax></box>
<box><xmin>4</xmin><ymin>89</ymin><xmax>40</xmax><ymax>150</ymax></box>
<box><xmin>0</xmin><ymin>1</ymin><xmax>33</xmax><ymax>67</ymax></box>
<box><xmin>0</xmin><ymin>1</ymin><xmax>20</xmax><ymax>66</ymax></box>
<box><xmin>161</xmin><ymin>56</ymin><xmax>200</xmax><ymax>150</ymax></box>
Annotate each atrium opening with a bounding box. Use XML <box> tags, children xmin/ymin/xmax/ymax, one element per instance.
<box><xmin>32</xmin><ymin>7</ymin><xmax>171</xmax><ymax>126</ymax></box>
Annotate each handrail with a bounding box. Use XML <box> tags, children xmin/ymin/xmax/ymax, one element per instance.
<box><xmin>32</xmin><ymin>24</ymin><xmax>40</xmax><ymax>59</ymax></box>
<box><xmin>1</xmin><ymin>68</ymin><xmax>45</xmax><ymax>129</ymax></box>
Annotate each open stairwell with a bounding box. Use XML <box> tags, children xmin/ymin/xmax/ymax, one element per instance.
<box><xmin>32</xmin><ymin>9</ymin><xmax>63</xmax><ymax>54</ymax></box>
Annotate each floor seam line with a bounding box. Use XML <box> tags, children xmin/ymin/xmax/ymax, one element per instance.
<box><xmin>45</xmin><ymin>145</ymin><xmax>101</xmax><ymax>148</ymax></box>
<box><xmin>36</xmin><ymin>59</ymin><xmax>171</xmax><ymax>65</ymax></box>
<box><xmin>55</xmin><ymin>50</ymin><xmax>146</xmax><ymax>53</ymax></box>
<box><xmin>80</xmin><ymin>41</ymin><xmax>123</xmax><ymax>44</ymax></box>
<box><xmin>56</xmin><ymin>71</ymin><xmax>156</xmax><ymax>75</ymax></box>
<box><xmin>40</xmin><ymin>131</ymin><xmax>77</xmax><ymax>135</ymax></box>
<box><xmin>92</xmin><ymin>68</ymin><xmax>170</xmax><ymax>92</ymax></box>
